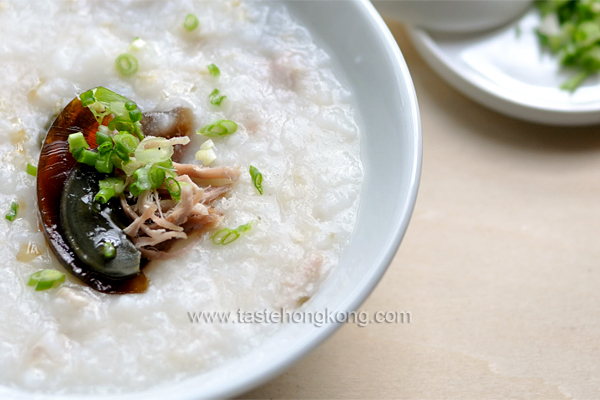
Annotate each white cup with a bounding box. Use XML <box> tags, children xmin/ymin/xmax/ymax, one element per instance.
<box><xmin>372</xmin><ymin>0</ymin><xmax>533</xmax><ymax>33</ymax></box>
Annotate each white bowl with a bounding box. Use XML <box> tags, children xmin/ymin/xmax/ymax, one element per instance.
<box><xmin>5</xmin><ymin>1</ymin><xmax>421</xmax><ymax>398</ymax></box>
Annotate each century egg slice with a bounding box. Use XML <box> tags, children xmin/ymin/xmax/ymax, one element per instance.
<box><xmin>37</xmin><ymin>95</ymin><xmax>148</xmax><ymax>293</ymax></box>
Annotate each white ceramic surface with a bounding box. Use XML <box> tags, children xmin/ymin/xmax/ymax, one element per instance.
<box><xmin>407</xmin><ymin>7</ymin><xmax>600</xmax><ymax>126</ymax></box>
<box><xmin>2</xmin><ymin>1</ymin><xmax>421</xmax><ymax>399</ymax></box>
<box><xmin>373</xmin><ymin>0</ymin><xmax>532</xmax><ymax>33</ymax></box>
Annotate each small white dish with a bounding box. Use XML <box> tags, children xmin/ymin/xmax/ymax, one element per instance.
<box><xmin>407</xmin><ymin>7</ymin><xmax>600</xmax><ymax>126</ymax></box>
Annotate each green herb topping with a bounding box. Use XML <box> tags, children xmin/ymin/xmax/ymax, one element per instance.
<box><xmin>27</xmin><ymin>269</ymin><xmax>65</xmax><ymax>291</ymax></box>
<box><xmin>115</xmin><ymin>53</ymin><xmax>139</xmax><ymax>77</ymax></box>
<box><xmin>184</xmin><ymin>13</ymin><xmax>200</xmax><ymax>31</ymax></box>
<box><xmin>212</xmin><ymin>221</ymin><xmax>255</xmax><ymax>245</ymax></box>
<box><xmin>209</xmin><ymin>88</ymin><xmax>226</xmax><ymax>106</ymax></box>
<box><xmin>207</xmin><ymin>63</ymin><xmax>220</xmax><ymax>77</ymax></box>
<box><xmin>249</xmin><ymin>165</ymin><xmax>263</xmax><ymax>195</ymax></box>
<box><xmin>26</xmin><ymin>163</ymin><xmax>37</xmax><ymax>177</ymax></box>
<box><xmin>536</xmin><ymin>0</ymin><xmax>600</xmax><ymax>91</ymax></box>
<box><xmin>5</xmin><ymin>201</ymin><xmax>18</xmax><ymax>222</ymax></box>
<box><xmin>197</xmin><ymin>119</ymin><xmax>238</xmax><ymax>137</ymax></box>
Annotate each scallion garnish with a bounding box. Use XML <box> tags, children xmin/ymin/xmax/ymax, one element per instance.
<box><xmin>95</xmin><ymin>189</ymin><xmax>114</xmax><ymax>204</ymax></box>
<box><xmin>68</xmin><ymin>132</ymin><xmax>89</xmax><ymax>153</ymax></box>
<box><xmin>249</xmin><ymin>165</ymin><xmax>263</xmax><ymax>195</ymax></box>
<box><xmin>95</xmin><ymin>151</ymin><xmax>114</xmax><ymax>174</ymax></box>
<box><xmin>113</xmin><ymin>132</ymin><xmax>139</xmax><ymax>161</ymax></box>
<box><xmin>95</xmin><ymin>177</ymin><xmax>126</xmax><ymax>204</ymax></box>
<box><xmin>129</xmin><ymin>108</ymin><xmax>142</xmax><ymax>122</ymax></box>
<box><xmin>80</xmin><ymin>90</ymin><xmax>96</xmax><ymax>107</ymax></box>
<box><xmin>213</xmin><ymin>228</ymin><xmax>239</xmax><ymax>245</ymax></box>
<box><xmin>197</xmin><ymin>119</ymin><xmax>238</xmax><ymax>137</ymax></box>
<box><xmin>125</xmin><ymin>101</ymin><xmax>137</xmax><ymax>111</ymax></box>
<box><xmin>212</xmin><ymin>221</ymin><xmax>255</xmax><ymax>245</ymax></box>
<box><xmin>103</xmin><ymin>242</ymin><xmax>116</xmax><ymax>259</ymax></box>
<box><xmin>184</xmin><ymin>13</ymin><xmax>200</xmax><ymax>31</ymax></box>
<box><xmin>26</xmin><ymin>163</ymin><xmax>37</xmax><ymax>177</ymax></box>
<box><xmin>536</xmin><ymin>0</ymin><xmax>600</xmax><ymax>92</ymax></box>
<box><xmin>27</xmin><ymin>269</ymin><xmax>65</xmax><ymax>291</ymax></box>
<box><xmin>207</xmin><ymin>63</ymin><xmax>220</xmax><ymax>77</ymax></box>
<box><xmin>115</xmin><ymin>53</ymin><xmax>139</xmax><ymax>77</ymax></box>
<box><xmin>97</xmin><ymin>141</ymin><xmax>113</xmax><ymax>154</ymax></box>
<box><xmin>129</xmin><ymin>167</ymin><xmax>152</xmax><ymax>197</ymax></box>
<box><xmin>149</xmin><ymin>164</ymin><xmax>166</xmax><ymax>188</ymax></box>
<box><xmin>209</xmin><ymin>88</ymin><xmax>226</xmax><ymax>106</ymax></box>
<box><xmin>73</xmin><ymin>148</ymin><xmax>99</xmax><ymax>166</ymax></box>
<box><xmin>166</xmin><ymin>177</ymin><xmax>182</xmax><ymax>200</ymax></box>
<box><xmin>5</xmin><ymin>201</ymin><xmax>18</xmax><ymax>222</ymax></box>
<box><xmin>195</xmin><ymin>139</ymin><xmax>216</xmax><ymax>166</ymax></box>
<box><xmin>96</xmin><ymin>130</ymin><xmax>112</xmax><ymax>146</ymax></box>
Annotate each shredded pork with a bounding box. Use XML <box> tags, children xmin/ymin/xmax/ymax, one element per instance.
<box><xmin>121</xmin><ymin>163</ymin><xmax>239</xmax><ymax>260</ymax></box>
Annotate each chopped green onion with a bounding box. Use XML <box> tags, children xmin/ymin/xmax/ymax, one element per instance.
<box><xmin>207</xmin><ymin>63</ymin><xmax>220</xmax><ymax>77</ymax></box>
<box><xmin>95</xmin><ymin>177</ymin><xmax>125</xmax><ymax>203</ymax></box>
<box><xmin>97</xmin><ymin>141</ymin><xmax>113</xmax><ymax>154</ymax></box>
<box><xmin>80</xmin><ymin>90</ymin><xmax>96</xmax><ymax>107</ymax></box>
<box><xmin>100</xmin><ymin>177</ymin><xmax>126</xmax><ymax>194</ymax></box>
<box><xmin>93</xmin><ymin>86</ymin><xmax>130</xmax><ymax>105</ymax></box>
<box><xmin>68</xmin><ymin>132</ymin><xmax>89</xmax><ymax>153</ymax></box>
<box><xmin>26</xmin><ymin>163</ymin><xmax>37</xmax><ymax>177</ymax></box>
<box><xmin>73</xmin><ymin>148</ymin><xmax>99</xmax><ymax>166</ymax></box>
<box><xmin>95</xmin><ymin>130</ymin><xmax>112</xmax><ymax>146</ymax></box>
<box><xmin>237</xmin><ymin>221</ymin><xmax>254</xmax><ymax>233</ymax></box>
<box><xmin>536</xmin><ymin>0</ymin><xmax>600</xmax><ymax>92</ymax></box>
<box><xmin>95</xmin><ymin>188</ymin><xmax>115</xmax><ymax>204</ymax></box>
<box><xmin>125</xmin><ymin>101</ymin><xmax>137</xmax><ymax>111</ymax></box>
<box><xmin>184</xmin><ymin>13</ymin><xmax>200</xmax><ymax>31</ymax></box>
<box><xmin>115</xmin><ymin>53</ymin><xmax>139</xmax><ymax>77</ymax></box>
<box><xmin>129</xmin><ymin>108</ymin><xmax>142</xmax><ymax>122</ymax></box>
<box><xmin>27</xmin><ymin>269</ymin><xmax>65</xmax><ymax>291</ymax></box>
<box><xmin>149</xmin><ymin>164</ymin><xmax>166</xmax><ymax>188</ymax></box>
<box><xmin>128</xmin><ymin>182</ymin><xmax>143</xmax><ymax>197</ymax></box>
<box><xmin>114</xmin><ymin>145</ymin><xmax>129</xmax><ymax>162</ymax></box>
<box><xmin>81</xmin><ymin>87</ymin><xmax>143</xmax><ymax>138</ymax></box>
<box><xmin>120</xmin><ymin>158</ymin><xmax>144</xmax><ymax>177</ymax></box>
<box><xmin>209</xmin><ymin>88</ymin><xmax>226</xmax><ymax>106</ymax></box>
<box><xmin>166</xmin><ymin>177</ymin><xmax>182</xmax><ymax>200</ymax></box>
<box><xmin>103</xmin><ymin>241</ymin><xmax>116</xmax><ymax>259</ymax></box>
<box><xmin>5</xmin><ymin>201</ymin><xmax>18</xmax><ymax>222</ymax></box>
<box><xmin>155</xmin><ymin>158</ymin><xmax>174</xmax><ymax>170</ymax></box>
<box><xmin>195</xmin><ymin>139</ymin><xmax>216</xmax><ymax>166</ymax></box>
<box><xmin>95</xmin><ymin>151</ymin><xmax>114</xmax><ymax>174</ymax></box>
<box><xmin>134</xmin><ymin>137</ymin><xmax>175</xmax><ymax>164</ymax></box>
<box><xmin>109</xmin><ymin>119</ymin><xmax>135</xmax><ymax>135</ymax></box>
<box><xmin>197</xmin><ymin>119</ymin><xmax>238</xmax><ymax>137</ymax></box>
<box><xmin>212</xmin><ymin>228</ymin><xmax>239</xmax><ymax>245</ymax></box>
<box><xmin>212</xmin><ymin>221</ymin><xmax>255</xmax><ymax>245</ymax></box>
<box><xmin>195</xmin><ymin>148</ymin><xmax>216</xmax><ymax>166</ymax></box>
<box><xmin>130</xmin><ymin>167</ymin><xmax>152</xmax><ymax>196</ymax></box>
<box><xmin>113</xmin><ymin>132</ymin><xmax>139</xmax><ymax>159</ymax></box>
<box><xmin>249</xmin><ymin>165</ymin><xmax>263</xmax><ymax>195</ymax></box>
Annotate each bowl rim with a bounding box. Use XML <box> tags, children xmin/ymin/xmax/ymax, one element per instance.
<box><xmin>206</xmin><ymin>1</ymin><xmax>423</xmax><ymax>398</ymax></box>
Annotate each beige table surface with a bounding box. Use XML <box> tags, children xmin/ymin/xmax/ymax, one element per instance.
<box><xmin>241</xmin><ymin>20</ymin><xmax>600</xmax><ymax>400</ymax></box>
